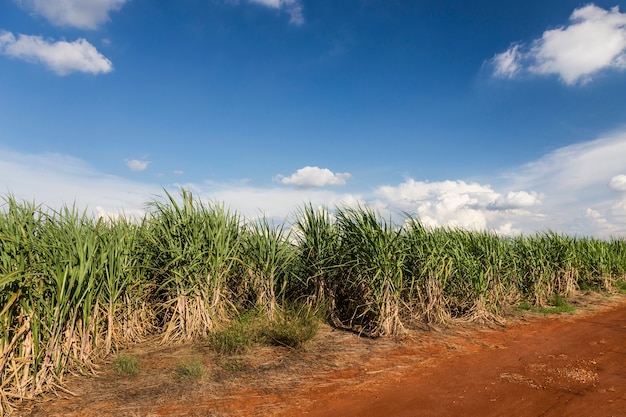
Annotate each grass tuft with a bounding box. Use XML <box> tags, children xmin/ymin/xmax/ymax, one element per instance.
<box><xmin>206</xmin><ymin>306</ymin><xmax>320</xmax><ymax>355</ymax></box>
<box><xmin>112</xmin><ymin>354</ymin><xmax>139</xmax><ymax>377</ymax></box>
<box><xmin>176</xmin><ymin>358</ymin><xmax>206</xmax><ymax>379</ymax></box>
<box><xmin>207</xmin><ymin>320</ymin><xmax>255</xmax><ymax>355</ymax></box>
<box><xmin>220</xmin><ymin>357</ymin><xmax>248</xmax><ymax>372</ymax></box>
<box><xmin>264</xmin><ymin>309</ymin><xmax>320</xmax><ymax>349</ymax></box>
<box><xmin>536</xmin><ymin>294</ymin><xmax>575</xmax><ymax>314</ymax></box>
<box><xmin>517</xmin><ymin>295</ymin><xmax>575</xmax><ymax>315</ymax></box>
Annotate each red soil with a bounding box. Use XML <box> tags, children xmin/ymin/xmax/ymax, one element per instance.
<box><xmin>21</xmin><ymin>294</ymin><xmax>626</xmax><ymax>417</ymax></box>
<box><xmin>292</xmin><ymin>300</ymin><xmax>626</xmax><ymax>417</ymax></box>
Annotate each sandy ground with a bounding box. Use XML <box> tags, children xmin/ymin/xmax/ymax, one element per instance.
<box><xmin>18</xmin><ymin>293</ymin><xmax>626</xmax><ymax>417</ymax></box>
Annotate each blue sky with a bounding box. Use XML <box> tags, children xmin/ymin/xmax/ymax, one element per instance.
<box><xmin>1</xmin><ymin>0</ymin><xmax>626</xmax><ymax>237</ymax></box>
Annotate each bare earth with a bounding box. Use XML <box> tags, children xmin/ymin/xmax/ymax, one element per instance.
<box><xmin>20</xmin><ymin>293</ymin><xmax>626</xmax><ymax>417</ymax></box>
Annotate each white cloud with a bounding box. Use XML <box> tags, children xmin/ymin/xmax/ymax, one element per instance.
<box><xmin>490</xmin><ymin>191</ymin><xmax>542</xmax><ymax>210</ymax></box>
<box><xmin>207</xmin><ymin>185</ymin><xmax>362</xmax><ymax>221</ymax></box>
<box><xmin>492</xmin><ymin>43</ymin><xmax>522</xmax><ymax>79</ymax></box>
<box><xmin>374</xmin><ymin>179</ymin><xmax>540</xmax><ymax>233</ymax></box>
<box><xmin>0</xmin><ymin>31</ymin><xmax>113</xmax><ymax>75</ymax></box>
<box><xmin>247</xmin><ymin>0</ymin><xmax>304</xmax><ymax>25</ymax></box>
<box><xmin>491</xmin><ymin>4</ymin><xmax>626</xmax><ymax>85</ymax></box>
<box><xmin>275</xmin><ymin>166</ymin><xmax>351</xmax><ymax>188</ymax></box>
<box><xmin>586</xmin><ymin>208</ymin><xmax>607</xmax><ymax>222</ymax></box>
<box><xmin>125</xmin><ymin>159</ymin><xmax>149</xmax><ymax>172</ymax></box>
<box><xmin>609</xmin><ymin>174</ymin><xmax>626</xmax><ymax>191</ymax></box>
<box><xmin>2</xmin><ymin>130</ymin><xmax>626</xmax><ymax>237</ymax></box>
<box><xmin>17</xmin><ymin>0</ymin><xmax>129</xmax><ymax>30</ymax></box>
<box><xmin>506</xmin><ymin>130</ymin><xmax>626</xmax><ymax>236</ymax></box>
<box><xmin>0</xmin><ymin>149</ymin><xmax>158</xmax><ymax>218</ymax></box>
<box><xmin>508</xmin><ymin>132</ymin><xmax>626</xmax><ymax>196</ymax></box>
<box><xmin>0</xmin><ymin>147</ymin><xmax>362</xmax><ymax>224</ymax></box>
<box><xmin>495</xmin><ymin>222</ymin><xmax>523</xmax><ymax>237</ymax></box>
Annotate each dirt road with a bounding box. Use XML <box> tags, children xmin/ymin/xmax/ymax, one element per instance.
<box><xmin>293</xmin><ymin>301</ymin><xmax>626</xmax><ymax>417</ymax></box>
<box><xmin>23</xmin><ymin>294</ymin><xmax>626</xmax><ymax>417</ymax></box>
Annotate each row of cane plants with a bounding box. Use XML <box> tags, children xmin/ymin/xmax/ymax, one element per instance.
<box><xmin>1</xmin><ymin>191</ymin><xmax>625</xmax><ymax>414</ymax></box>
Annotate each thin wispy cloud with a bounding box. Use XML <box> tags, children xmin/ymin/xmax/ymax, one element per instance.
<box><xmin>0</xmin><ymin>148</ymin><xmax>156</xmax><ymax>218</ymax></box>
<box><xmin>275</xmin><ymin>166</ymin><xmax>351</xmax><ymax>188</ymax></box>
<box><xmin>17</xmin><ymin>0</ymin><xmax>129</xmax><ymax>30</ymax></box>
<box><xmin>491</xmin><ymin>4</ymin><xmax>626</xmax><ymax>85</ymax></box>
<box><xmin>0</xmin><ymin>31</ymin><xmax>113</xmax><ymax>75</ymax></box>
<box><xmin>247</xmin><ymin>0</ymin><xmax>304</xmax><ymax>25</ymax></box>
<box><xmin>491</xmin><ymin>43</ymin><xmax>522</xmax><ymax>79</ymax></box>
<box><xmin>506</xmin><ymin>130</ymin><xmax>626</xmax><ymax>236</ymax></box>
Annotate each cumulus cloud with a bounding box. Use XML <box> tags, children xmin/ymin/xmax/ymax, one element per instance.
<box><xmin>0</xmin><ymin>31</ymin><xmax>113</xmax><ymax>75</ymax></box>
<box><xmin>247</xmin><ymin>0</ymin><xmax>304</xmax><ymax>25</ymax></box>
<box><xmin>609</xmin><ymin>174</ymin><xmax>626</xmax><ymax>191</ymax></box>
<box><xmin>489</xmin><ymin>191</ymin><xmax>542</xmax><ymax>210</ymax></box>
<box><xmin>495</xmin><ymin>222</ymin><xmax>523</xmax><ymax>236</ymax></box>
<box><xmin>17</xmin><ymin>0</ymin><xmax>129</xmax><ymax>30</ymax></box>
<box><xmin>125</xmin><ymin>159</ymin><xmax>149</xmax><ymax>172</ymax></box>
<box><xmin>374</xmin><ymin>179</ymin><xmax>540</xmax><ymax>233</ymax></box>
<box><xmin>275</xmin><ymin>166</ymin><xmax>351</xmax><ymax>188</ymax></box>
<box><xmin>491</xmin><ymin>4</ymin><xmax>626</xmax><ymax>85</ymax></box>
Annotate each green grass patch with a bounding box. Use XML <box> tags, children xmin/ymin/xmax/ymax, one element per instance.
<box><xmin>220</xmin><ymin>357</ymin><xmax>248</xmax><ymax>373</ymax></box>
<box><xmin>616</xmin><ymin>279</ymin><xmax>626</xmax><ymax>294</ymax></box>
<box><xmin>112</xmin><ymin>354</ymin><xmax>139</xmax><ymax>377</ymax></box>
<box><xmin>263</xmin><ymin>308</ymin><xmax>320</xmax><ymax>349</ymax></box>
<box><xmin>207</xmin><ymin>306</ymin><xmax>321</xmax><ymax>354</ymax></box>
<box><xmin>536</xmin><ymin>304</ymin><xmax>575</xmax><ymax>314</ymax></box>
<box><xmin>206</xmin><ymin>315</ymin><xmax>256</xmax><ymax>355</ymax></box>
<box><xmin>517</xmin><ymin>295</ymin><xmax>575</xmax><ymax>315</ymax></box>
<box><xmin>578</xmin><ymin>280</ymin><xmax>603</xmax><ymax>292</ymax></box>
<box><xmin>537</xmin><ymin>294</ymin><xmax>575</xmax><ymax>314</ymax></box>
<box><xmin>176</xmin><ymin>358</ymin><xmax>206</xmax><ymax>379</ymax></box>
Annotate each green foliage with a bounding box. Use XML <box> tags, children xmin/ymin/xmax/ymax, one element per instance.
<box><xmin>263</xmin><ymin>307</ymin><xmax>320</xmax><ymax>349</ymax></box>
<box><xmin>206</xmin><ymin>319</ymin><xmax>255</xmax><ymax>355</ymax></box>
<box><xmin>536</xmin><ymin>304</ymin><xmax>575</xmax><ymax>315</ymax></box>
<box><xmin>333</xmin><ymin>206</ymin><xmax>406</xmax><ymax>336</ymax></box>
<box><xmin>112</xmin><ymin>354</ymin><xmax>139</xmax><ymax>377</ymax></box>
<box><xmin>239</xmin><ymin>217</ymin><xmax>296</xmax><ymax>321</ymax></box>
<box><xmin>176</xmin><ymin>358</ymin><xmax>206</xmax><ymax>379</ymax></box>
<box><xmin>518</xmin><ymin>295</ymin><xmax>575</xmax><ymax>315</ymax></box>
<box><xmin>220</xmin><ymin>357</ymin><xmax>248</xmax><ymax>372</ymax></box>
<box><xmin>145</xmin><ymin>190</ymin><xmax>242</xmax><ymax>342</ymax></box>
<box><xmin>292</xmin><ymin>204</ymin><xmax>339</xmax><ymax>306</ymax></box>
<box><xmin>207</xmin><ymin>306</ymin><xmax>320</xmax><ymax>353</ymax></box>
